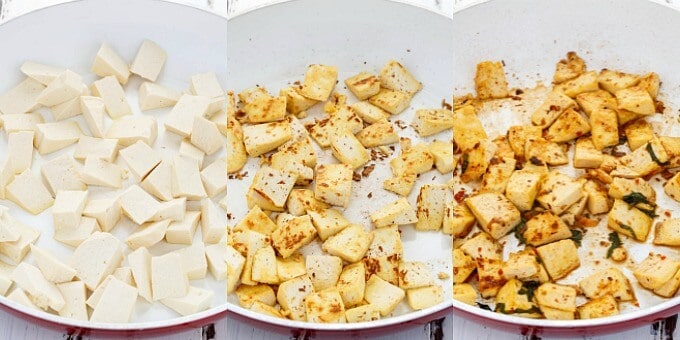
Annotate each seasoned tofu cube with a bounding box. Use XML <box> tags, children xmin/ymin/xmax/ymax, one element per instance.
<box><xmin>364</xmin><ymin>275</ymin><xmax>405</xmax><ymax>316</ymax></box>
<box><xmin>664</xmin><ymin>172</ymin><xmax>680</xmax><ymax>202</ymax></box>
<box><xmin>536</xmin><ymin>171</ymin><xmax>584</xmax><ymax>215</ymax></box>
<box><xmin>653</xmin><ymin>267</ymin><xmax>680</xmax><ymax>298</ymax></box>
<box><xmin>524</xmin><ymin>211</ymin><xmax>572</xmax><ymax>246</ymax></box>
<box><xmin>390</xmin><ymin>143</ymin><xmax>434</xmax><ymax>175</ymax></box>
<box><xmin>476</xmin><ymin>258</ymin><xmax>506</xmax><ymax>298</ymax></box>
<box><xmin>235</xmin><ymin>284</ymin><xmax>276</xmax><ymax>309</ymax></box>
<box><xmin>461</xmin><ymin>139</ymin><xmax>497</xmax><ymax>183</ymax></box>
<box><xmin>345</xmin><ymin>72</ymin><xmax>380</xmax><ymax>100</ymax></box>
<box><xmin>654</xmin><ymin>219</ymin><xmax>680</xmax><ymax>246</ymax></box>
<box><xmin>314</xmin><ymin>164</ymin><xmax>353</xmax><ymax>207</ymax></box>
<box><xmin>638</xmin><ymin>72</ymin><xmax>661</xmax><ymax>98</ymax></box>
<box><xmin>556</xmin><ymin>70</ymin><xmax>599</xmax><ymax>98</ymax></box>
<box><xmin>480</xmin><ymin>157</ymin><xmax>516</xmax><ymax>193</ymax></box>
<box><xmin>276</xmin><ymin>253</ymin><xmax>306</xmax><ymax>282</ymax></box>
<box><xmin>398</xmin><ymin>261</ymin><xmax>434</xmax><ymax>289</ymax></box>
<box><xmin>271</xmin><ymin>215</ymin><xmax>317</xmax><ymax>258</ymax></box>
<box><xmin>286</xmin><ymin>189</ymin><xmax>330</xmax><ymax>216</ymax></box>
<box><xmin>406</xmin><ymin>285</ymin><xmax>443</xmax><ymax>310</ymax></box>
<box><xmin>243</xmin><ymin>96</ymin><xmax>286</xmax><ymax>123</ymax></box>
<box><xmin>91</xmin><ymin>43</ymin><xmax>130</xmax><ymax>84</ymax></box>
<box><xmin>379</xmin><ymin>60</ymin><xmax>422</xmax><ymax>94</ymax></box>
<box><xmin>411</xmin><ymin>109</ymin><xmax>453</xmax><ymax>137</ymax></box>
<box><xmin>633</xmin><ymin>253</ymin><xmax>680</xmax><ymax>290</ymax></box>
<box><xmin>608</xmin><ymin>177</ymin><xmax>656</xmax><ymax>203</ymax></box>
<box><xmin>336</xmin><ymin>262</ymin><xmax>365</xmax><ymax>307</ymax></box>
<box><xmin>345</xmin><ymin>304</ymin><xmax>381</xmax><ymax>322</ymax></box>
<box><xmin>607</xmin><ymin>199</ymin><xmax>653</xmax><ymax>241</ymax></box>
<box><xmin>453</xmin><ymin>283</ymin><xmax>478</xmax><ymax>305</ymax></box>
<box><xmin>242</xmin><ymin>121</ymin><xmax>293</xmax><ymax>157</ymax></box>
<box><xmin>536</xmin><ymin>283</ymin><xmax>576</xmax><ymax>312</ymax></box>
<box><xmin>590</xmin><ymin>108</ymin><xmax>620</xmax><ymax>150</ymax></box>
<box><xmin>502</xmin><ymin>250</ymin><xmax>540</xmax><ymax>281</ymax></box>
<box><xmin>383</xmin><ymin>171</ymin><xmax>417</xmax><ymax>197</ymax></box>
<box><xmin>300</xmin><ymin>64</ymin><xmax>338</xmax><ymax>101</ymax></box>
<box><xmin>279</xmin><ymin>86</ymin><xmax>317</xmax><ymax>114</ymax></box>
<box><xmin>553</xmin><ymin>51</ymin><xmax>586</xmax><ymax>84</ymax></box>
<box><xmin>576</xmin><ymin>90</ymin><xmax>617</xmax><ymax>117</ymax></box>
<box><xmin>235</xmin><ymin>206</ymin><xmax>278</xmax><ymax>235</ymax></box>
<box><xmin>370</xmin><ymin>198</ymin><xmax>418</xmax><ymax>228</ymax></box>
<box><xmin>446</xmin><ymin>203</ymin><xmax>475</xmax><ymax>237</ymax></box>
<box><xmin>356</xmin><ymin>121</ymin><xmax>399</xmax><ymax>148</ymax></box>
<box><xmin>507</xmin><ymin>125</ymin><xmax>542</xmax><ymax>158</ymax></box>
<box><xmin>306</xmin><ymin>255</ymin><xmax>343</xmax><ymax>291</ymax></box>
<box><xmin>349</xmin><ymin>101</ymin><xmax>390</xmax><ymax>124</ymax></box>
<box><xmin>453</xmin><ymin>248</ymin><xmax>476</xmax><ymax>283</ymax></box>
<box><xmin>429</xmin><ymin>140</ymin><xmax>454</xmax><ymax>174</ymax></box>
<box><xmin>474</xmin><ymin>61</ymin><xmax>509</xmax><ymax>99</ymax></box>
<box><xmin>247</xmin><ymin>167</ymin><xmax>296</xmax><ymax>210</ymax></box>
<box><xmin>584</xmin><ymin>180</ymin><xmax>611</xmax><ymax>215</ymax></box>
<box><xmin>238</xmin><ymin>86</ymin><xmax>271</xmax><ymax>105</ymax></box>
<box><xmin>505</xmin><ymin>170</ymin><xmax>542</xmax><ymax>211</ymax></box>
<box><xmin>598</xmin><ymin>69</ymin><xmax>640</xmax><ymax>94</ymax></box>
<box><xmin>366</xmin><ymin>225</ymin><xmax>403</xmax><ymax>259</ymax></box>
<box><xmin>573</xmin><ymin>137</ymin><xmax>603</xmax><ymax>168</ymax></box>
<box><xmin>330</xmin><ymin>129</ymin><xmax>370</xmax><ymax>169</ymax></box>
<box><xmin>415</xmin><ymin>184</ymin><xmax>450</xmax><ymax>231</ymax></box>
<box><xmin>308</xmin><ymin>208</ymin><xmax>350</xmax><ymax>240</ymax></box>
<box><xmin>531</xmin><ymin>91</ymin><xmax>576</xmax><ymax>127</ymax></box>
<box><xmin>304</xmin><ymin>289</ymin><xmax>346</xmax><ymax>323</ymax></box>
<box><xmin>524</xmin><ymin>138</ymin><xmax>568</xmax><ymax>166</ymax></box>
<box><xmin>277</xmin><ymin>275</ymin><xmax>314</xmax><ymax>321</ymax></box>
<box><xmin>616</xmin><ymin>87</ymin><xmax>655</xmax><ymax>115</ymax></box>
<box><xmin>624</xmin><ymin>119</ymin><xmax>654</xmax><ymax>151</ymax></box>
<box><xmin>364</xmin><ymin>255</ymin><xmax>399</xmax><ymax>286</ymax></box>
<box><xmin>660</xmin><ymin>136</ymin><xmax>680</xmax><ymax>168</ymax></box>
<box><xmin>617</xmin><ymin>138</ymin><xmax>668</xmax><ymax>177</ymax></box>
<box><xmin>251</xmin><ymin>246</ymin><xmax>278</xmax><ymax>284</ymax></box>
<box><xmin>226</xmin><ymin>245</ymin><xmax>245</xmax><ymax>294</ymax></box>
<box><xmin>545</xmin><ymin>108</ymin><xmax>591</xmax><ymax>143</ymax></box>
<box><xmin>495</xmin><ymin>279</ymin><xmax>541</xmax><ymax>317</ymax></box>
<box><xmin>322</xmin><ymin>225</ymin><xmax>373</xmax><ymax>263</ymax></box>
<box><xmin>465</xmin><ymin>192</ymin><xmax>521</xmax><ymax>240</ymax></box>
<box><xmin>459</xmin><ymin>232</ymin><xmax>502</xmax><ymax>261</ymax></box>
<box><xmin>453</xmin><ymin>105</ymin><xmax>487</xmax><ymax>151</ymax></box>
<box><xmin>536</xmin><ymin>239</ymin><xmax>580</xmax><ymax>280</ymax></box>
<box><xmin>578</xmin><ymin>295</ymin><xmax>619</xmax><ymax>319</ymax></box>
<box><xmin>540</xmin><ymin>306</ymin><xmax>574</xmax><ymax>320</ymax></box>
<box><xmin>368</xmin><ymin>89</ymin><xmax>411</xmax><ymax>115</ymax></box>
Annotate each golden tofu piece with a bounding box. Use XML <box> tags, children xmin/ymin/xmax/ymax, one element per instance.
<box><xmin>398</xmin><ymin>261</ymin><xmax>434</xmax><ymax>289</ymax></box>
<box><xmin>624</xmin><ymin>119</ymin><xmax>654</xmax><ymax>151</ymax></box>
<box><xmin>495</xmin><ymin>279</ymin><xmax>541</xmax><ymax>318</ymax></box>
<box><xmin>465</xmin><ymin>192</ymin><xmax>521</xmax><ymax>240</ymax></box>
<box><xmin>579</xmin><ymin>267</ymin><xmax>635</xmax><ymax>301</ymax></box>
<box><xmin>525</xmin><ymin>138</ymin><xmax>568</xmax><ymax>166</ymax></box>
<box><xmin>406</xmin><ymin>285</ymin><xmax>444</xmax><ymax>310</ymax></box>
<box><xmin>238</xmin><ymin>87</ymin><xmax>271</xmax><ymax>105</ymax></box>
<box><xmin>524</xmin><ymin>211</ymin><xmax>572</xmax><ymax>247</ymax></box>
<box><xmin>597</xmin><ymin>69</ymin><xmax>640</xmax><ymax>94</ymax></box>
<box><xmin>553</xmin><ymin>51</ymin><xmax>587</xmax><ymax>84</ymax></box>
<box><xmin>279</xmin><ymin>86</ymin><xmax>318</xmax><ymax>114</ymax></box>
<box><xmin>664</xmin><ymin>172</ymin><xmax>680</xmax><ymax>202</ymax></box>
<box><xmin>638</xmin><ymin>72</ymin><xmax>661</xmax><ymax>99</ymax></box>
<box><xmin>304</xmin><ymin>289</ymin><xmax>346</xmax><ymax>323</ymax></box>
<box><xmin>476</xmin><ymin>258</ymin><xmax>506</xmax><ymax>298</ymax></box>
<box><xmin>584</xmin><ymin>180</ymin><xmax>611</xmax><ymax>215</ymax></box>
<box><xmin>356</xmin><ymin>120</ymin><xmax>399</xmax><ymax>148</ymax></box>
<box><xmin>286</xmin><ymin>189</ymin><xmax>329</xmax><ymax>216</ymax></box>
<box><xmin>271</xmin><ymin>215</ymin><xmax>317</xmax><ymax>258</ymax></box>
<box><xmin>349</xmin><ymin>101</ymin><xmax>390</xmax><ymax>124</ymax></box>
<box><xmin>607</xmin><ymin>199</ymin><xmax>653</xmax><ymax>241</ymax></box>
<box><xmin>480</xmin><ymin>157</ymin><xmax>516</xmax><ymax>194</ymax></box>
<box><xmin>370</xmin><ymin>198</ymin><xmax>418</xmax><ymax>228</ymax></box>
<box><xmin>226</xmin><ymin>245</ymin><xmax>245</xmax><ymax>294</ymax></box>
<box><xmin>505</xmin><ymin>170</ymin><xmax>543</xmax><ymax>211</ymax></box>
<box><xmin>368</xmin><ymin>89</ymin><xmax>411</xmax><ymax>115</ymax></box>
<box><xmin>461</xmin><ymin>140</ymin><xmax>497</xmax><ymax>183</ymax></box>
<box><xmin>502</xmin><ymin>250</ymin><xmax>540</xmax><ymax>281</ymax></box>
<box><xmin>243</xmin><ymin>96</ymin><xmax>286</xmax><ymax>123</ymax></box>
<box><xmin>390</xmin><ymin>143</ymin><xmax>434</xmax><ymax>175</ymax></box>
<box><xmin>608</xmin><ymin>177</ymin><xmax>656</xmax><ymax>203</ymax></box>
<box><xmin>633</xmin><ymin>253</ymin><xmax>680</xmax><ymax>290</ymax></box>
<box><xmin>575</xmin><ymin>90</ymin><xmax>616</xmax><ymax>117</ymax></box>
<box><xmin>277</xmin><ymin>275</ymin><xmax>314</xmax><ymax>321</ymax></box>
<box><xmin>545</xmin><ymin>108</ymin><xmax>591</xmax><ymax>143</ymax></box>
<box><xmin>617</xmin><ymin>138</ymin><xmax>668</xmax><ymax>177</ymax></box>
<box><xmin>446</xmin><ymin>203</ymin><xmax>476</xmax><ymax>237</ymax></box>
<box><xmin>573</xmin><ymin>137</ymin><xmax>603</xmax><ymax>169</ymax></box>
<box><xmin>411</xmin><ymin>109</ymin><xmax>454</xmax><ymax>137</ymax></box>
<box><xmin>453</xmin><ymin>248</ymin><xmax>476</xmax><ymax>283</ymax></box>
<box><xmin>536</xmin><ymin>239</ymin><xmax>580</xmax><ymax>280</ymax></box>
<box><xmin>379</xmin><ymin>60</ymin><xmax>422</xmax><ymax>94</ymax></box>
<box><xmin>345</xmin><ymin>72</ymin><xmax>380</xmax><ymax>100</ymax></box>
<box><xmin>366</xmin><ymin>225</ymin><xmax>403</xmax><ymax>259</ymax></box>
<box><xmin>453</xmin><ymin>105</ymin><xmax>487</xmax><ymax>151</ymax></box>
<box><xmin>536</xmin><ymin>171</ymin><xmax>584</xmax><ymax>215</ymax></box>
<box><xmin>578</xmin><ymin>295</ymin><xmax>619</xmax><ymax>319</ymax></box>
<box><xmin>330</xmin><ymin>128</ymin><xmax>370</xmax><ymax>170</ymax></box>
<box><xmin>540</xmin><ymin>306</ymin><xmax>574</xmax><ymax>320</ymax></box>
<box><xmin>247</xmin><ymin>167</ymin><xmax>296</xmax><ymax>210</ymax></box>
<box><xmin>416</xmin><ymin>184</ymin><xmax>450</xmax><ymax>231</ymax></box>
<box><xmin>306</xmin><ymin>255</ymin><xmax>343</xmax><ymax>291</ymax></box>
<box><xmin>300</xmin><ymin>64</ymin><xmax>338</xmax><ymax>101</ymax></box>
<box><xmin>589</xmin><ymin>108</ymin><xmax>619</xmax><ymax>150</ymax></box>
<box><xmin>345</xmin><ymin>304</ymin><xmax>381</xmax><ymax>322</ymax></box>
<box><xmin>383</xmin><ymin>172</ymin><xmax>417</xmax><ymax>197</ymax></box>
<box><xmin>654</xmin><ymin>267</ymin><xmax>680</xmax><ymax>298</ymax></box>
<box><xmin>276</xmin><ymin>253</ymin><xmax>306</xmax><ymax>282</ymax></box>
<box><xmin>616</xmin><ymin>86</ymin><xmax>655</xmax><ymax>115</ymax></box>
<box><xmin>536</xmin><ymin>283</ymin><xmax>576</xmax><ymax>312</ymax></box>
<box><xmin>249</xmin><ymin>301</ymin><xmax>284</xmax><ymax>318</ymax></box>
<box><xmin>235</xmin><ymin>206</ymin><xmax>278</xmax><ymax>235</ymax></box>
<box><xmin>654</xmin><ymin>219</ymin><xmax>680</xmax><ymax>246</ymax></box>
<box><xmin>459</xmin><ymin>232</ymin><xmax>502</xmax><ymax>261</ymax></box>
<box><xmin>474</xmin><ymin>61</ymin><xmax>509</xmax><ymax>99</ymax></box>
<box><xmin>531</xmin><ymin>91</ymin><xmax>575</xmax><ymax>127</ymax></box>
<box><xmin>235</xmin><ymin>284</ymin><xmax>276</xmax><ymax>309</ymax></box>
<box><xmin>336</xmin><ymin>262</ymin><xmax>365</xmax><ymax>307</ymax></box>
<box><xmin>242</xmin><ymin>121</ymin><xmax>293</xmax><ymax>157</ymax></box>
<box><xmin>251</xmin><ymin>246</ymin><xmax>278</xmax><ymax>284</ymax></box>
<box><xmin>227</xmin><ymin>128</ymin><xmax>247</xmax><ymax>174</ymax></box>
<box><xmin>453</xmin><ymin>283</ymin><xmax>477</xmax><ymax>305</ymax></box>
<box><xmin>322</xmin><ymin>224</ymin><xmax>373</xmax><ymax>263</ymax></box>
<box><xmin>307</xmin><ymin>208</ymin><xmax>350</xmax><ymax>241</ymax></box>
<box><xmin>429</xmin><ymin>140</ymin><xmax>455</xmax><ymax>174</ymax></box>
<box><xmin>556</xmin><ymin>71</ymin><xmax>599</xmax><ymax>98</ymax></box>
<box><xmin>314</xmin><ymin>163</ymin><xmax>353</xmax><ymax>207</ymax></box>
<box><xmin>364</xmin><ymin>275</ymin><xmax>405</xmax><ymax>316</ymax></box>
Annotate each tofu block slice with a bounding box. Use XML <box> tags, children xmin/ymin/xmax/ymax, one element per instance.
<box><xmin>494</xmin><ymin>279</ymin><xmax>541</xmax><ymax>317</ymax></box>
<box><xmin>191</xmin><ymin>116</ymin><xmax>224</xmax><ymax>155</ymax></box>
<box><xmin>368</xmin><ymin>89</ymin><xmax>411</xmax><ymax>115</ymax></box>
<box><xmin>0</xmin><ymin>212</ymin><xmax>40</xmax><ymax>263</ymax></box>
<box><xmin>141</xmin><ymin>159</ymin><xmax>173</xmax><ymax>202</ymax></box>
<box><xmin>654</xmin><ymin>267</ymin><xmax>680</xmax><ymax>298</ymax></box>
<box><xmin>307</xmin><ymin>208</ymin><xmax>350</xmax><ymax>240</ymax></box>
<box><xmin>553</xmin><ymin>51</ymin><xmax>586</xmax><ymax>84</ymax></box>
<box><xmin>349</xmin><ymin>101</ymin><xmax>390</xmax><ymax>124</ymax></box>
<box><xmin>370</xmin><ymin>198</ymin><xmax>418</xmax><ymax>227</ymax></box>
<box><xmin>524</xmin><ymin>138</ymin><xmax>568</xmax><ymax>166</ymax></box>
<box><xmin>130</xmin><ymin>40</ymin><xmax>166</xmax><ymax>82</ymax></box>
<box><xmin>37</xmin><ymin>70</ymin><xmax>83</xmax><ymax>107</ymax></box>
<box><xmin>106</xmin><ymin>116</ymin><xmax>157</xmax><ymax>146</ymax></box>
<box><xmin>226</xmin><ymin>245</ymin><xmax>246</xmax><ymax>294</ymax></box>
<box><xmin>411</xmin><ymin>109</ymin><xmax>453</xmax><ymax>137</ymax></box>
<box><xmin>453</xmin><ymin>249</ymin><xmax>476</xmax><ymax>283</ymax></box>
<box><xmin>578</xmin><ymin>295</ymin><xmax>619</xmax><ymax>319</ymax></box>
<box><xmin>6</xmin><ymin>170</ymin><xmax>54</xmax><ymax>215</ymax></box>
<box><xmin>465</xmin><ymin>192</ymin><xmax>521</xmax><ymax>240</ymax></box>
<box><xmin>398</xmin><ymin>261</ymin><xmax>434</xmax><ymax>289</ymax></box>
<box><xmin>30</xmin><ymin>245</ymin><xmax>76</xmax><ymax>283</ymax></box>
<box><xmin>590</xmin><ymin>108</ymin><xmax>619</xmax><ymax>150</ymax></box>
<box><xmin>505</xmin><ymin>170</ymin><xmax>543</xmax><ymax>211</ymax></box>
<box><xmin>0</xmin><ymin>161</ymin><xmax>14</xmax><ymax>200</ymax></box>
<box><xmin>56</xmin><ymin>281</ymin><xmax>87</xmax><ymax>321</ymax></box>
<box><xmin>380</xmin><ymin>60</ymin><xmax>422</xmax><ymax>94</ymax></box>
<box><xmin>174</xmin><ymin>242</ymin><xmax>208</xmax><ymax>280</ymax></box>
<box><xmin>91</xmin><ymin>43</ymin><xmax>130</xmax><ymax>84</ymax></box>
<box><xmin>654</xmin><ymin>219</ymin><xmax>680</xmax><ymax>246</ymax></box>
<box><xmin>345</xmin><ymin>72</ymin><xmax>380</xmax><ymax>100</ymax></box>
<box><xmin>119</xmin><ymin>140</ymin><xmax>162</xmax><ymax>180</ymax></box>
<box><xmin>574</xmin><ymin>137</ymin><xmax>603</xmax><ymax>168</ymax></box>
<box><xmin>364</xmin><ymin>275</ymin><xmax>405</xmax><ymax>316</ymax></box>
<box><xmin>242</xmin><ymin>121</ymin><xmax>293</xmax><ymax>157</ymax></box>
<box><xmin>82</xmin><ymin>198</ymin><xmax>121</xmax><ymax>232</ymax></box>
<box><xmin>6</xmin><ymin>288</ymin><xmax>39</xmax><ymax>310</ymax></box>
<box><xmin>429</xmin><ymin>140</ymin><xmax>455</xmax><ymax>174</ymax></box>
<box><xmin>138</xmin><ymin>82</ymin><xmax>180</xmax><ymax>111</ymax></box>
<box><xmin>81</xmin><ymin>157</ymin><xmax>123</xmax><ymax>188</ymax></box>
<box><xmin>90</xmin><ymin>277</ymin><xmax>138</xmax><ymax>323</ymax></box>
<box><xmin>243</xmin><ymin>96</ymin><xmax>286</xmax><ymax>123</ymax></box>
<box><xmin>41</xmin><ymin>154</ymin><xmax>86</xmax><ymax>196</ymax></box>
<box><xmin>330</xmin><ymin>129</ymin><xmax>370</xmax><ymax>169</ymax></box>
<box><xmin>474</xmin><ymin>61</ymin><xmax>509</xmax><ymax>99</ymax></box>
<box><xmin>336</xmin><ymin>262</ymin><xmax>365</xmax><ymax>307</ymax></box>
<box><xmin>536</xmin><ymin>239</ymin><xmax>580</xmax><ymax>280</ymax></box>
<box><xmin>578</xmin><ymin>267</ymin><xmax>635</xmax><ymax>301</ymax></box>
<box><xmin>200</xmin><ymin>157</ymin><xmax>227</xmax><ymax>198</ymax></box>
<box><xmin>322</xmin><ymin>225</ymin><xmax>373</xmax><ymax>263</ymax></box>
<box><xmin>205</xmin><ymin>243</ymin><xmax>227</xmax><ymax>280</ymax></box>
<box><xmin>120</xmin><ymin>185</ymin><xmax>162</xmax><ymax>225</ymax></box>
<box><xmin>502</xmin><ymin>250</ymin><xmax>541</xmax><ymax>281</ymax></box>
<box><xmin>128</xmin><ymin>247</ymin><xmax>153</xmax><ymax>302</ymax></box>
<box><xmin>536</xmin><ymin>283</ymin><xmax>577</xmax><ymax>312</ymax></box>
<box><xmin>75</xmin><ymin>131</ymin><xmax>117</xmax><ymax>162</ymax></box>
<box><xmin>91</xmin><ymin>75</ymin><xmax>132</xmax><ymax>118</ymax></box>
<box><xmin>165</xmin><ymin>211</ymin><xmax>201</xmax><ymax>244</ymax></box>
<box><xmin>304</xmin><ymin>289</ymin><xmax>346</xmax><ymax>323</ymax></box>
<box><xmin>200</xmin><ymin>198</ymin><xmax>226</xmax><ymax>244</ymax></box>
<box><xmin>536</xmin><ymin>171</ymin><xmax>584</xmax><ymax>215</ymax></box>
<box><xmin>665</xmin><ymin>172</ymin><xmax>680</xmax><ymax>202</ymax></box>
<box><xmin>236</xmin><ymin>284</ymin><xmax>276</xmax><ymax>308</ymax></box>
<box><xmin>151</xmin><ymin>252</ymin><xmax>189</xmax><ymax>300</ymax></box>
<box><xmin>598</xmin><ymin>69</ymin><xmax>640</xmax><ymax>94</ymax></box>
<box><xmin>286</xmin><ymin>189</ymin><xmax>330</xmax><ymax>216</ymax></box>
<box><xmin>556</xmin><ymin>70</ymin><xmax>599</xmax><ymax>98</ymax></box>
<box><xmin>306</xmin><ymin>255</ymin><xmax>343</xmax><ymax>291</ymax></box>
<box><xmin>20</xmin><ymin>61</ymin><xmax>64</xmax><ymax>86</ymax></box>
<box><xmin>276</xmin><ymin>253</ymin><xmax>305</xmax><ymax>282</ymax></box>
<box><xmin>545</xmin><ymin>108</ymin><xmax>591</xmax><ymax>143</ymax></box>
<box><xmin>314</xmin><ymin>163</ymin><xmax>353</xmax><ymax>207</ymax></box>
<box><xmin>54</xmin><ymin>217</ymin><xmax>100</xmax><ymax>247</ymax></box>
<box><xmin>277</xmin><ymin>275</ymin><xmax>314</xmax><ymax>321</ymax></box>
<box><xmin>125</xmin><ymin>219</ymin><xmax>170</xmax><ymax>250</ymax></box>
<box><xmin>34</xmin><ymin>121</ymin><xmax>82</xmax><ymax>154</ymax></box>
<box><xmin>607</xmin><ymin>199</ymin><xmax>653</xmax><ymax>241</ymax></box>
<box><xmin>190</xmin><ymin>72</ymin><xmax>223</xmax><ymax>98</ymax></box>
<box><xmin>12</xmin><ymin>263</ymin><xmax>65</xmax><ymax>311</ymax></box>
<box><xmin>459</xmin><ymin>232</ymin><xmax>502</xmax><ymax>261</ymax></box>
<box><xmin>524</xmin><ymin>211</ymin><xmax>572</xmax><ymax>246</ymax></box>
<box><xmin>251</xmin><ymin>246</ymin><xmax>278</xmax><ymax>285</ymax></box>
<box><xmin>625</xmin><ymin>119</ymin><xmax>655</xmax><ymax>151</ymax></box>
<box><xmin>70</xmin><ymin>232</ymin><xmax>123</xmax><ymax>290</ymax></box>
<box><xmin>247</xmin><ymin>167</ymin><xmax>296</xmax><ymax>210</ymax></box>
<box><xmin>416</xmin><ymin>184</ymin><xmax>450</xmax><ymax>230</ymax></box>
<box><xmin>7</xmin><ymin>131</ymin><xmax>34</xmax><ymax>174</ymax></box>
<box><xmin>52</xmin><ymin>190</ymin><xmax>88</xmax><ymax>230</ymax></box>
<box><xmin>279</xmin><ymin>86</ymin><xmax>318</xmax><ymax>114</ymax></box>
<box><xmin>151</xmin><ymin>198</ymin><xmax>186</xmax><ymax>223</ymax></box>
<box><xmin>164</xmin><ymin>94</ymin><xmax>211</xmax><ymax>137</ymax></box>
<box><xmin>345</xmin><ymin>304</ymin><xmax>381</xmax><ymax>322</ymax></box>
<box><xmin>300</xmin><ymin>64</ymin><xmax>338</xmax><ymax>101</ymax></box>
<box><xmin>161</xmin><ymin>286</ymin><xmax>213</xmax><ymax>316</ymax></box>
<box><xmin>633</xmin><ymin>253</ymin><xmax>680</xmax><ymax>290</ymax></box>
<box><xmin>367</xmin><ymin>225</ymin><xmax>403</xmax><ymax>259</ymax></box>
<box><xmin>453</xmin><ymin>283</ymin><xmax>478</xmax><ymax>306</ymax></box>
<box><xmin>531</xmin><ymin>91</ymin><xmax>575</xmax><ymax>127</ymax></box>
<box><xmin>616</xmin><ymin>86</ymin><xmax>655</xmax><ymax>115</ymax></box>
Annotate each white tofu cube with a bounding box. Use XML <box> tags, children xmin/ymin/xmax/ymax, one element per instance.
<box><xmin>52</xmin><ymin>190</ymin><xmax>88</xmax><ymax>230</ymax></box>
<box><xmin>128</xmin><ymin>247</ymin><xmax>153</xmax><ymax>302</ymax></box>
<box><xmin>74</xmin><ymin>136</ymin><xmax>118</xmax><ymax>162</ymax></box>
<box><xmin>82</xmin><ymin>198</ymin><xmax>121</xmax><ymax>232</ymax></box>
<box><xmin>174</xmin><ymin>242</ymin><xmax>208</xmax><ymax>280</ymax></box>
<box><xmin>7</xmin><ymin>131</ymin><xmax>34</xmax><ymax>174</ymax></box>
<box><xmin>141</xmin><ymin>159</ymin><xmax>173</xmax><ymax>202</ymax></box>
<box><xmin>69</xmin><ymin>232</ymin><xmax>123</xmax><ymax>290</ymax></box>
<box><xmin>138</xmin><ymin>82</ymin><xmax>180</xmax><ymax>111</ymax></box>
<box><xmin>125</xmin><ymin>219</ymin><xmax>170</xmax><ymax>250</ymax></box>
<box><xmin>12</xmin><ymin>263</ymin><xmax>65</xmax><ymax>311</ymax></box>
<box><xmin>364</xmin><ymin>275</ymin><xmax>405</xmax><ymax>316</ymax></box>
<box><xmin>40</xmin><ymin>154</ymin><xmax>86</xmax><ymax>196</ymax></box>
<box><xmin>119</xmin><ymin>140</ymin><xmax>162</xmax><ymax>180</ymax></box>
<box><xmin>0</xmin><ymin>213</ymin><xmax>39</xmax><ymax>263</ymax></box>
<box><xmin>53</xmin><ymin>217</ymin><xmax>100</xmax><ymax>248</ymax></box>
<box><xmin>91</xmin><ymin>43</ymin><xmax>130</xmax><ymax>84</ymax></box>
<box><xmin>172</xmin><ymin>155</ymin><xmax>207</xmax><ymax>200</ymax></box>
<box><xmin>56</xmin><ymin>281</ymin><xmax>87</xmax><ymax>321</ymax></box>
<box><xmin>37</xmin><ymin>70</ymin><xmax>84</xmax><ymax>107</ymax></box>
<box><xmin>130</xmin><ymin>40</ymin><xmax>167</xmax><ymax>82</ymax></box>
<box><xmin>161</xmin><ymin>286</ymin><xmax>213</xmax><ymax>316</ymax></box>
<box><xmin>34</xmin><ymin>121</ymin><xmax>82</xmax><ymax>154</ymax></box>
<box><xmin>0</xmin><ymin>78</ymin><xmax>43</xmax><ymax>115</ymax></box>
<box><xmin>6</xmin><ymin>170</ymin><xmax>54</xmax><ymax>215</ymax></box>
<box><xmin>164</xmin><ymin>94</ymin><xmax>211</xmax><ymax>137</ymax></box>
<box><xmin>190</xmin><ymin>116</ymin><xmax>224</xmax><ymax>155</ymax></box>
<box><xmin>205</xmin><ymin>243</ymin><xmax>227</xmax><ymax>280</ymax></box>
<box><xmin>120</xmin><ymin>185</ymin><xmax>162</xmax><ymax>225</ymax></box>
<box><xmin>106</xmin><ymin>116</ymin><xmax>157</xmax><ymax>146</ymax></box>
<box><xmin>81</xmin><ymin>157</ymin><xmax>123</xmax><ymax>189</ymax></box>
<box><xmin>90</xmin><ymin>277</ymin><xmax>137</xmax><ymax>323</ymax></box>
<box><xmin>165</xmin><ymin>211</ymin><xmax>201</xmax><ymax>244</ymax></box>
<box><xmin>200</xmin><ymin>157</ymin><xmax>227</xmax><ymax>198</ymax></box>
<box><xmin>151</xmin><ymin>252</ymin><xmax>189</xmax><ymax>301</ymax></box>
<box><xmin>91</xmin><ymin>75</ymin><xmax>132</xmax><ymax>118</ymax></box>
<box><xmin>20</xmin><ymin>61</ymin><xmax>64</xmax><ymax>86</ymax></box>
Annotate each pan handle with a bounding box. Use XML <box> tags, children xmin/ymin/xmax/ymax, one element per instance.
<box><xmin>651</xmin><ymin>314</ymin><xmax>678</xmax><ymax>340</ymax></box>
